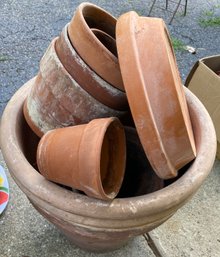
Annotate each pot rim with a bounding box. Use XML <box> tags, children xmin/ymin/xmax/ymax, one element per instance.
<box><xmin>0</xmin><ymin>80</ymin><xmax>216</xmax><ymax>220</ymax></box>
<box><xmin>73</xmin><ymin>2</ymin><xmax>117</xmax><ymax>62</ymax></box>
<box><xmin>68</xmin><ymin>2</ymin><xmax>124</xmax><ymax>91</ymax></box>
<box><xmin>78</xmin><ymin>117</ymin><xmax>126</xmax><ymax>200</ymax></box>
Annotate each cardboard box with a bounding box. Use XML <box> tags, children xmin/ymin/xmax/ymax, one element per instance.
<box><xmin>185</xmin><ymin>55</ymin><xmax>220</xmax><ymax>159</ymax></box>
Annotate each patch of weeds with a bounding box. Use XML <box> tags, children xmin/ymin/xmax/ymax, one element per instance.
<box><xmin>200</xmin><ymin>16</ymin><xmax>220</xmax><ymax>27</ymax></box>
<box><xmin>214</xmin><ymin>4</ymin><xmax>220</xmax><ymax>9</ymax></box>
<box><xmin>0</xmin><ymin>55</ymin><xmax>8</xmax><ymax>62</ymax></box>
<box><xmin>171</xmin><ymin>37</ymin><xmax>185</xmax><ymax>51</ymax></box>
<box><xmin>204</xmin><ymin>10</ymin><xmax>214</xmax><ymax>17</ymax></box>
<box><xmin>199</xmin><ymin>5</ymin><xmax>220</xmax><ymax>27</ymax></box>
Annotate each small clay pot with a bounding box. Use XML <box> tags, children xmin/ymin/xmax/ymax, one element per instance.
<box><xmin>24</xmin><ymin>38</ymin><xmax>127</xmax><ymax>137</ymax></box>
<box><xmin>37</xmin><ymin>117</ymin><xmax>126</xmax><ymax>201</ymax></box>
<box><xmin>68</xmin><ymin>2</ymin><xmax>124</xmax><ymax>90</ymax></box>
<box><xmin>116</xmin><ymin>12</ymin><xmax>196</xmax><ymax>179</ymax></box>
<box><xmin>55</xmin><ymin>24</ymin><xmax>128</xmax><ymax>111</ymax></box>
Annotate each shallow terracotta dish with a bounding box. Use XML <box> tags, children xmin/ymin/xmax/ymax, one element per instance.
<box><xmin>116</xmin><ymin>12</ymin><xmax>196</xmax><ymax>179</ymax></box>
<box><xmin>24</xmin><ymin>38</ymin><xmax>126</xmax><ymax>137</ymax></box>
<box><xmin>37</xmin><ymin>117</ymin><xmax>126</xmax><ymax>201</ymax></box>
<box><xmin>0</xmin><ymin>80</ymin><xmax>216</xmax><ymax>252</ymax></box>
<box><xmin>68</xmin><ymin>2</ymin><xmax>124</xmax><ymax>90</ymax></box>
<box><xmin>55</xmin><ymin>24</ymin><xmax>127</xmax><ymax>111</ymax></box>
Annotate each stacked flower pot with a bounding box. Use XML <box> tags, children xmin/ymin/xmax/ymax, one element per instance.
<box><xmin>0</xmin><ymin>2</ymin><xmax>217</xmax><ymax>252</ymax></box>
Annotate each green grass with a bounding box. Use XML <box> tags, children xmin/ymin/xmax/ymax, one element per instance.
<box><xmin>199</xmin><ymin>16</ymin><xmax>220</xmax><ymax>27</ymax></box>
<box><xmin>199</xmin><ymin>6</ymin><xmax>220</xmax><ymax>27</ymax></box>
<box><xmin>171</xmin><ymin>37</ymin><xmax>185</xmax><ymax>51</ymax></box>
<box><xmin>203</xmin><ymin>10</ymin><xmax>214</xmax><ymax>17</ymax></box>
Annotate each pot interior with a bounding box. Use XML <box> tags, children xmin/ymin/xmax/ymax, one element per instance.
<box><xmin>18</xmin><ymin>108</ymin><xmax>189</xmax><ymax>198</ymax></box>
<box><xmin>82</xmin><ymin>5</ymin><xmax>116</xmax><ymax>38</ymax></box>
<box><xmin>100</xmin><ymin>119</ymin><xmax>125</xmax><ymax>198</ymax></box>
<box><xmin>92</xmin><ymin>29</ymin><xmax>118</xmax><ymax>57</ymax></box>
<box><xmin>118</xmin><ymin>127</ymin><xmax>164</xmax><ymax>197</ymax></box>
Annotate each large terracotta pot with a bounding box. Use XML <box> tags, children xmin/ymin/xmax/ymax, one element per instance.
<box><xmin>68</xmin><ymin>2</ymin><xmax>124</xmax><ymax>90</ymax></box>
<box><xmin>37</xmin><ymin>117</ymin><xmax>126</xmax><ymax>201</ymax></box>
<box><xmin>55</xmin><ymin>24</ymin><xmax>127</xmax><ymax>111</ymax></box>
<box><xmin>116</xmin><ymin>12</ymin><xmax>196</xmax><ymax>179</ymax></box>
<box><xmin>0</xmin><ymin>82</ymin><xmax>216</xmax><ymax>252</ymax></box>
<box><xmin>24</xmin><ymin>38</ymin><xmax>127</xmax><ymax>137</ymax></box>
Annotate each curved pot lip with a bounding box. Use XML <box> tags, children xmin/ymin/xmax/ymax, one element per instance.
<box><xmin>74</xmin><ymin>2</ymin><xmax>116</xmax><ymax>34</ymax></box>
<box><xmin>74</xmin><ymin>2</ymin><xmax>117</xmax><ymax>60</ymax></box>
<box><xmin>91</xmin><ymin>28</ymin><xmax>115</xmax><ymax>41</ymax></box>
<box><xmin>0</xmin><ymin>80</ymin><xmax>216</xmax><ymax>220</ymax></box>
<box><xmin>68</xmin><ymin>2</ymin><xmax>124</xmax><ymax>91</ymax></box>
<box><xmin>116</xmin><ymin>12</ymin><xmax>196</xmax><ymax>179</ymax></box>
<box><xmin>78</xmin><ymin>117</ymin><xmax>126</xmax><ymax>200</ymax></box>
<box><xmin>91</xmin><ymin>28</ymin><xmax>117</xmax><ymax>58</ymax></box>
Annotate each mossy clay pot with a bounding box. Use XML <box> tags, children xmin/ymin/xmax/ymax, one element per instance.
<box><xmin>24</xmin><ymin>38</ymin><xmax>127</xmax><ymax>137</ymax></box>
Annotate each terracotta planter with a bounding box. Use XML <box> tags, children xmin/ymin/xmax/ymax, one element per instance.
<box><xmin>37</xmin><ymin>117</ymin><xmax>126</xmax><ymax>201</ymax></box>
<box><xmin>116</xmin><ymin>12</ymin><xmax>196</xmax><ymax>179</ymax></box>
<box><xmin>55</xmin><ymin>24</ymin><xmax>127</xmax><ymax>111</ymax></box>
<box><xmin>24</xmin><ymin>38</ymin><xmax>127</xmax><ymax>137</ymax></box>
<box><xmin>68</xmin><ymin>2</ymin><xmax>124</xmax><ymax>90</ymax></box>
<box><xmin>0</xmin><ymin>80</ymin><xmax>216</xmax><ymax>252</ymax></box>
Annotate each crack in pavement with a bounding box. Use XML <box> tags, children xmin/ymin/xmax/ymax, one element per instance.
<box><xmin>143</xmin><ymin>233</ymin><xmax>167</xmax><ymax>257</ymax></box>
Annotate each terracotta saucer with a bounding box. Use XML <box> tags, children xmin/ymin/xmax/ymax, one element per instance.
<box><xmin>116</xmin><ymin>12</ymin><xmax>196</xmax><ymax>179</ymax></box>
